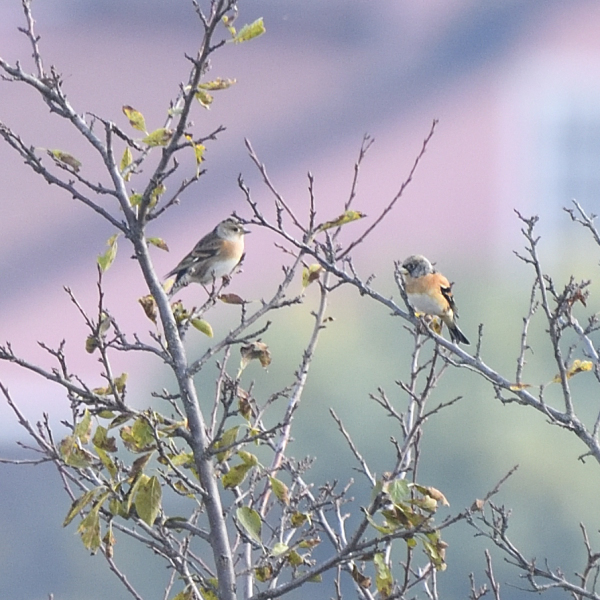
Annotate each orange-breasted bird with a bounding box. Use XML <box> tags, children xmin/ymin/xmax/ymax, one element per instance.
<box><xmin>165</xmin><ymin>216</ymin><xmax>249</xmax><ymax>296</ymax></box>
<box><xmin>401</xmin><ymin>254</ymin><xmax>469</xmax><ymax>345</ymax></box>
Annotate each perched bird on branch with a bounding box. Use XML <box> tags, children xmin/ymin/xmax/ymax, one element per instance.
<box><xmin>165</xmin><ymin>216</ymin><xmax>249</xmax><ymax>296</ymax></box>
<box><xmin>401</xmin><ymin>254</ymin><xmax>470</xmax><ymax>345</ymax></box>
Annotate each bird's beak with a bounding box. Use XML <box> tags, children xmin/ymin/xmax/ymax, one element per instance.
<box><xmin>242</xmin><ymin>227</ymin><xmax>251</xmax><ymax>234</ymax></box>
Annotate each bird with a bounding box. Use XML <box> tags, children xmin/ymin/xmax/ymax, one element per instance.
<box><xmin>165</xmin><ymin>216</ymin><xmax>249</xmax><ymax>296</ymax></box>
<box><xmin>400</xmin><ymin>254</ymin><xmax>470</xmax><ymax>345</ymax></box>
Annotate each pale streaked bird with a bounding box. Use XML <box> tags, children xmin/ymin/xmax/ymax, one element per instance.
<box><xmin>401</xmin><ymin>254</ymin><xmax>470</xmax><ymax>345</ymax></box>
<box><xmin>165</xmin><ymin>217</ymin><xmax>249</xmax><ymax>296</ymax></box>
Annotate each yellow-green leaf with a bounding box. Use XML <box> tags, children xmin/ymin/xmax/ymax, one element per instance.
<box><xmin>509</xmin><ymin>382</ymin><xmax>532</xmax><ymax>391</ymax></box>
<box><xmin>139</xmin><ymin>294</ymin><xmax>157</xmax><ymax>324</ymax></box>
<box><xmin>222</xmin><ymin>14</ymin><xmax>236</xmax><ymax>36</ymax></box>
<box><xmin>93</xmin><ymin>425</ymin><xmax>118</xmax><ymax>453</ymax></box>
<box><xmin>364</xmin><ymin>512</ymin><xmax>395</xmax><ymax>535</ymax></box>
<box><xmin>173</xmin><ymin>481</ymin><xmax>194</xmax><ymax>497</ymax></box>
<box><xmin>222</xmin><ymin>461</ymin><xmax>253</xmax><ymax>489</ymax></box>
<box><xmin>214</xmin><ymin>426</ymin><xmax>240</xmax><ymax>462</ymax></box>
<box><xmin>290</xmin><ymin>511</ymin><xmax>309</xmax><ymax>528</ymax></box>
<box><xmin>48</xmin><ymin>149</ymin><xmax>82</xmax><ymax>172</ymax></box>
<box><xmin>97</xmin><ymin>234</ymin><xmax>119</xmax><ymax>272</ymax></box>
<box><xmin>171</xmin><ymin>300</ymin><xmax>190</xmax><ymax>324</ymax></box>
<box><xmin>553</xmin><ymin>359</ymin><xmax>593</xmax><ymax>383</ymax></box>
<box><xmin>269</xmin><ymin>476</ymin><xmax>290</xmax><ymax>505</ymax></box>
<box><xmin>132</xmin><ymin>417</ymin><xmax>155</xmax><ymax>448</ymax></box>
<box><xmin>191</xmin><ymin>318</ymin><xmax>213</xmax><ymax>338</ymax></box>
<box><xmin>192</xmin><ymin>143</ymin><xmax>205</xmax><ymax>166</ymax></box>
<box><xmin>113</xmin><ymin>372</ymin><xmax>128</xmax><ymax>394</ymax></box>
<box><xmin>302</xmin><ymin>264</ymin><xmax>323</xmax><ymax>288</ymax></box>
<box><xmin>167</xmin><ymin>105</ymin><xmax>183</xmax><ymax>117</ymax></box>
<box><xmin>158</xmin><ymin>417</ymin><xmax>187</xmax><ymax>436</ymax></box>
<box><xmin>381</xmin><ymin>505</ymin><xmax>409</xmax><ymax>530</ymax></box>
<box><xmin>120</xmin><ymin>146</ymin><xmax>133</xmax><ymax>181</ymax></box>
<box><xmin>219</xmin><ymin>293</ymin><xmax>246</xmax><ymax>305</ymax></box>
<box><xmin>63</xmin><ymin>489</ymin><xmax>97</xmax><ymax>527</ymax></box>
<box><xmin>147</xmin><ymin>237</ymin><xmax>169</xmax><ymax>252</ymax></box>
<box><xmin>142</xmin><ymin>128</ymin><xmax>172</xmax><ymax>147</ymax></box>
<box><xmin>149</xmin><ymin>183</ymin><xmax>166</xmax><ymax>208</ymax></box>
<box><xmin>422</xmin><ymin>530</ymin><xmax>447</xmax><ymax>571</ymax></box>
<box><xmin>200</xmin><ymin>579</ymin><xmax>219</xmax><ymax>600</ymax></box>
<box><xmin>198</xmin><ymin>78</ymin><xmax>236</xmax><ymax>90</ymax></box>
<box><xmin>184</xmin><ymin>134</ymin><xmax>206</xmax><ymax>174</ymax></box>
<box><xmin>419</xmin><ymin>485</ymin><xmax>449</xmax><ymax>507</ymax></box>
<box><xmin>134</xmin><ymin>474</ymin><xmax>162</xmax><ymax>526</ymax></box>
<box><xmin>85</xmin><ymin>335</ymin><xmax>99</xmax><ymax>354</ymax></box>
<box><xmin>108</xmin><ymin>413</ymin><xmax>133</xmax><ymax>430</ymax></box>
<box><xmin>236</xmin><ymin>506</ymin><xmax>262</xmax><ymax>544</ymax></box>
<box><xmin>122</xmin><ymin>105</ymin><xmax>147</xmax><ymax>132</ymax></box>
<box><xmin>298</xmin><ymin>537</ymin><xmax>320</xmax><ymax>549</ymax></box>
<box><xmin>121</xmin><ymin>418</ymin><xmax>155</xmax><ymax>453</ymax></box>
<box><xmin>168</xmin><ymin>451</ymin><xmax>194</xmax><ymax>467</ymax></box>
<box><xmin>171</xmin><ymin>589</ymin><xmax>195</xmax><ymax>600</ymax></box>
<box><xmin>316</xmin><ymin>210</ymin><xmax>366</xmax><ymax>233</ymax></box>
<box><xmin>77</xmin><ymin>503</ymin><xmax>103</xmax><ymax>553</ymax></box>
<box><xmin>238</xmin><ymin>450</ymin><xmax>259</xmax><ymax>466</ymax></box>
<box><xmin>194</xmin><ymin>89</ymin><xmax>213</xmax><ymax>109</ymax></box>
<box><xmin>129</xmin><ymin>192</ymin><xmax>143</xmax><ymax>207</ymax></box>
<box><xmin>255</xmin><ymin>564</ymin><xmax>273</xmax><ymax>582</ymax></box>
<box><xmin>96</xmin><ymin>446</ymin><xmax>117</xmax><ymax>479</ymax></box>
<box><xmin>287</xmin><ymin>550</ymin><xmax>304</xmax><ymax>567</ymax></box>
<box><xmin>232</xmin><ymin>18</ymin><xmax>266</xmax><ymax>43</ymax></box>
<box><xmin>415</xmin><ymin>495</ymin><xmax>438</xmax><ymax>512</ymax></box>
<box><xmin>129</xmin><ymin>452</ymin><xmax>153</xmax><ymax>481</ymax></box>
<box><xmin>373</xmin><ymin>553</ymin><xmax>393</xmax><ymax>598</ymax></box>
<box><xmin>271</xmin><ymin>542</ymin><xmax>288</xmax><ymax>557</ymax></box>
<box><xmin>98</xmin><ymin>312</ymin><xmax>111</xmax><ymax>335</ymax></box>
<box><xmin>103</xmin><ymin>521</ymin><xmax>115</xmax><ymax>559</ymax></box>
<box><xmin>120</xmin><ymin>146</ymin><xmax>132</xmax><ymax>169</ymax></box>
<box><xmin>387</xmin><ymin>479</ymin><xmax>410</xmax><ymax>506</ymax></box>
<box><xmin>74</xmin><ymin>409</ymin><xmax>92</xmax><ymax>444</ymax></box>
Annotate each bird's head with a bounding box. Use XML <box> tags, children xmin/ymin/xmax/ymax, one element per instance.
<box><xmin>217</xmin><ymin>217</ymin><xmax>250</xmax><ymax>239</ymax></box>
<box><xmin>401</xmin><ymin>254</ymin><xmax>434</xmax><ymax>278</ymax></box>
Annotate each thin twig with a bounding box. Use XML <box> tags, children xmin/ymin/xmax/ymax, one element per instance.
<box><xmin>338</xmin><ymin>119</ymin><xmax>437</xmax><ymax>259</ymax></box>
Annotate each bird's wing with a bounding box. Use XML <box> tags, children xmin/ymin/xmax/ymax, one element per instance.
<box><xmin>436</xmin><ymin>273</ymin><xmax>458</xmax><ymax>315</ymax></box>
<box><xmin>165</xmin><ymin>233</ymin><xmax>221</xmax><ymax>278</ymax></box>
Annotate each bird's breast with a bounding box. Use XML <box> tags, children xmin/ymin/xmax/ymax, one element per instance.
<box><xmin>406</xmin><ymin>292</ymin><xmax>446</xmax><ymax>317</ymax></box>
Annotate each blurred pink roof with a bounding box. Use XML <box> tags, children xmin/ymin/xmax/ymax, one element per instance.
<box><xmin>2</xmin><ymin>0</ymin><xmax>600</xmax><ymax>436</ymax></box>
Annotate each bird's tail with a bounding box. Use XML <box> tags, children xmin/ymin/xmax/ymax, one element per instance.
<box><xmin>447</xmin><ymin>321</ymin><xmax>470</xmax><ymax>345</ymax></box>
